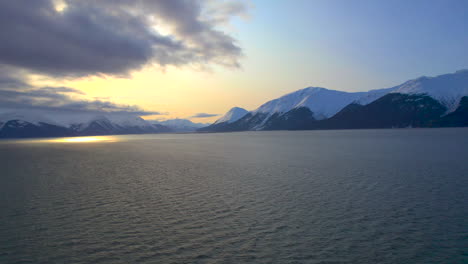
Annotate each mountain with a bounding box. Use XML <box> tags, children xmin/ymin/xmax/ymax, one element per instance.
<box><xmin>151</xmin><ymin>119</ymin><xmax>209</xmax><ymax>132</ymax></box>
<box><xmin>69</xmin><ymin>115</ymin><xmax>171</xmax><ymax>135</ymax></box>
<box><xmin>3</xmin><ymin>70</ymin><xmax>467</xmax><ymax>138</ymax></box>
<box><xmin>391</xmin><ymin>69</ymin><xmax>468</xmax><ymax>112</ymax></box>
<box><xmin>202</xmin><ymin>70</ymin><xmax>468</xmax><ymax>132</ymax></box>
<box><xmin>315</xmin><ymin>93</ymin><xmax>447</xmax><ymax>129</ymax></box>
<box><xmin>200</xmin><ymin>86</ymin><xmax>397</xmax><ymax>131</ymax></box>
<box><xmin>254</xmin><ymin>87</ymin><xmax>378</xmax><ymax>119</ymax></box>
<box><xmin>0</xmin><ymin>112</ymin><xmax>172</xmax><ymax>138</ymax></box>
<box><xmin>0</xmin><ymin>112</ymin><xmax>71</xmax><ymax>138</ymax></box>
<box><xmin>431</xmin><ymin>96</ymin><xmax>468</xmax><ymax>127</ymax></box>
<box><xmin>199</xmin><ymin>107</ymin><xmax>248</xmax><ymax>132</ymax></box>
<box><xmin>214</xmin><ymin>107</ymin><xmax>248</xmax><ymax>124</ymax></box>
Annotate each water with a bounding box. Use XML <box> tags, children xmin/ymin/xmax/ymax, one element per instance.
<box><xmin>0</xmin><ymin>129</ymin><xmax>467</xmax><ymax>264</ymax></box>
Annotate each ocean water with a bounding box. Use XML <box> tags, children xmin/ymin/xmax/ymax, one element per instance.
<box><xmin>0</xmin><ymin>129</ymin><xmax>467</xmax><ymax>264</ymax></box>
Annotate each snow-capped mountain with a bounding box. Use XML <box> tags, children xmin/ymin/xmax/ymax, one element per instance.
<box><xmin>151</xmin><ymin>119</ymin><xmax>209</xmax><ymax>132</ymax></box>
<box><xmin>253</xmin><ymin>87</ymin><xmax>363</xmax><ymax>120</ymax></box>
<box><xmin>199</xmin><ymin>107</ymin><xmax>248</xmax><ymax>132</ymax></box>
<box><xmin>221</xmin><ymin>86</ymin><xmax>396</xmax><ymax>131</ymax></box>
<box><xmin>390</xmin><ymin>69</ymin><xmax>468</xmax><ymax>112</ymax></box>
<box><xmin>0</xmin><ymin>111</ymin><xmax>72</xmax><ymax>138</ymax></box>
<box><xmin>261</xmin><ymin>70</ymin><xmax>468</xmax><ymax>119</ymax></box>
<box><xmin>0</xmin><ymin>111</ymin><xmax>59</xmax><ymax>130</ymax></box>
<box><xmin>213</xmin><ymin>107</ymin><xmax>248</xmax><ymax>124</ymax></box>
<box><xmin>70</xmin><ymin>116</ymin><xmax>116</xmax><ymax>135</ymax></box>
<box><xmin>67</xmin><ymin>114</ymin><xmax>162</xmax><ymax>134</ymax></box>
<box><xmin>201</xmin><ymin>70</ymin><xmax>468</xmax><ymax>131</ymax></box>
<box><xmin>2</xmin><ymin>70</ymin><xmax>467</xmax><ymax>137</ymax></box>
<box><xmin>0</xmin><ymin>111</ymin><xmax>171</xmax><ymax>138</ymax></box>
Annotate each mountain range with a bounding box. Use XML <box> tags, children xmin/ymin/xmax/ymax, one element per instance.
<box><xmin>150</xmin><ymin>119</ymin><xmax>210</xmax><ymax>132</ymax></box>
<box><xmin>200</xmin><ymin>70</ymin><xmax>468</xmax><ymax>132</ymax></box>
<box><xmin>0</xmin><ymin>112</ymin><xmax>172</xmax><ymax>138</ymax></box>
<box><xmin>1</xmin><ymin>70</ymin><xmax>467</xmax><ymax>138</ymax></box>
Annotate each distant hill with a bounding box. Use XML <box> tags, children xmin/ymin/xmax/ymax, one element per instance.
<box><xmin>0</xmin><ymin>112</ymin><xmax>172</xmax><ymax>138</ymax></box>
<box><xmin>150</xmin><ymin>119</ymin><xmax>209</xmax><ymax>132</ymax></box>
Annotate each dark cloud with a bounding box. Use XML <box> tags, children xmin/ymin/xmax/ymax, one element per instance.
<box><xmin>0</xmin><ymin>73</ymin><xmax>161</xmax><ymax>116</ymax></box>
<box><xmin>191</xmin><ymin>113</ymin><xmax>219</xmax><ymax>118</ymax></box>
<box><xmin>0</xmin><ymin>0</ymin><xmax>248</xmax><ymax>77</ymax></box>
<box><xmin>0</xmin><ymin>66</ymin><xmax>32</xmax><ymax>89</ymax></box>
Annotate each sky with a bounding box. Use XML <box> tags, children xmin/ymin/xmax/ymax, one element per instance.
<box><xmin>1</xmin><ymin>0</ymin><xmax>467</xmax><ymax>123</ymax></box>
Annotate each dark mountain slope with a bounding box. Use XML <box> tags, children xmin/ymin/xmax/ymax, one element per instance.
<box><xmin>0</xmin><ymin>121</ymin><xmax>72</xmax><ymax>138</ymax></box>
<box><xmin>317</xmin><ymin>93</ymin><xmax>447</xmax><ymax>129</ymax></box>
<box><xmin>431</xmin><ymin>96</ymin><xmax>468</xmax><ymax>127</ymax></box>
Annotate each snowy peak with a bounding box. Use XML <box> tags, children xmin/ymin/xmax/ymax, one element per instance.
<box><xmin>106</xmin><ymin>114</ymin><xmax>154</xmax><ymax>128</ymax></box>
<box><xmin>154</xmin><ymin>118</ymin><xmax>206</xmax><ymax>128</ymax></box>
<box><xmin>391</xmin><ymin>70</ymin><xmax>468</xmax><ymax>111</ymax></box>
<box><xmin>151</xmin><ymin>119</ymin><xmax>209</xmax><ymax>132</ymax></box>
<box><xmin>254</xmin><ymin>87</ymin><xmax>369</xmax><ymax>120</ymax></box>
<box><xmin>69</xmin><ymin>114</ymin><xmax>168</xmax><ymax>135</ymax></box>
<box><xmin>0</xmin><ymin>111</ymin><xmax>59</xmax><ymax>129</ymax></box>
<box><xmin>72</xmin><ymin>115</ymin><xmax>114</xmax><ymax>132</ymax></box>
<box><xmin>214</xmin><ymin>107</ymin><xmax>248</xmax><ymax>124</ymax></box>
<box><xmin>59</xmin><ymin>113</ymin><xmax>154</xmax><ymax>129</ymax></box>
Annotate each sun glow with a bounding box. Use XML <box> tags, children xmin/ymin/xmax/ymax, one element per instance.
<box><xmin>53</xmin><ymin>0</ymin><xmax>68</xmax><ymax>12</ymax></box>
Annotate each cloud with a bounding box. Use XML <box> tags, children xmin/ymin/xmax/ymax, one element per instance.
<box><xmin>0</xmin><ymin>73</ymin><xmax>161</xmax><ymax>116</ymax></box>
<box><xmin>38</xmin><ymin>86</ymin><xmax>86</xmax><ymax>95</ymax></box>
<box><xmin>0</xmin><ymin>66</ymin><xmax>32</xmax><ymax>89</ymax></box>
<box><xmin>0</xmin><ymin>0</ymin><xmax>249</xmax><ymax>77</ymax></box>
<box><xmin>204</xmin><ymin>0</ymin><xmax>250</xmax><ymax>25</ymax></box>
<box><xmin>191</xmin><ymin>113</ymin><xmax>219</xmax><ymax>118</ymax></box>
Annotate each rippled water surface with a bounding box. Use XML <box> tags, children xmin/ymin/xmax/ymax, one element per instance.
<box><xmin>1</xmin><ymin>129</ymin><xmax>467</xmax><ymax>264</ymax></box>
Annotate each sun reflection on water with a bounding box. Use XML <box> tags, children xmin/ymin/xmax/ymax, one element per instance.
<box><xmin>44</xmin><ymin>136</ymin><xmax>118</xmax><ymax>143</ymax></box>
